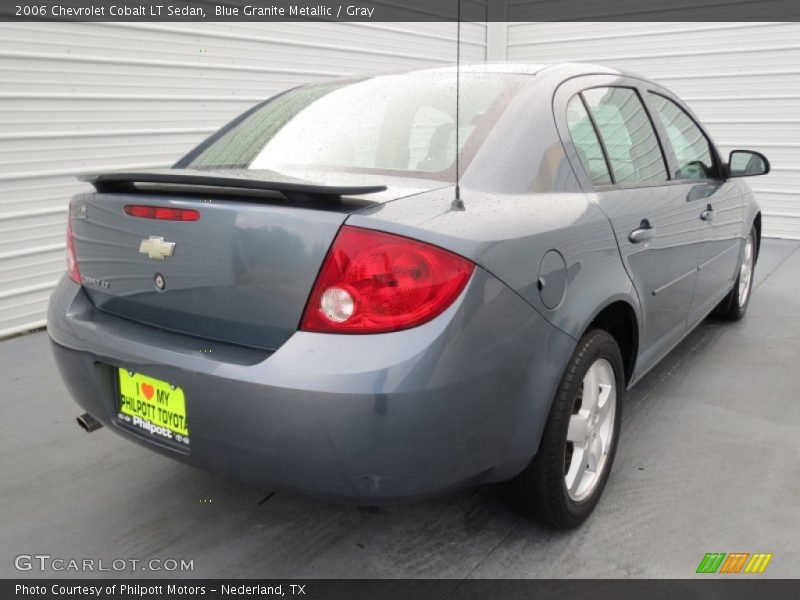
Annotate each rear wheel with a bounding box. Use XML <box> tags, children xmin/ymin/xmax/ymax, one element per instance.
<box><xmin>712</xmin><ymin>227</ymin><xmax>757</xmax><ymax>320</ymax></box>
<box><xmin>502</xmin><ymin>329</ymin><xmax>624</xmax><ymax>529</ymax></box>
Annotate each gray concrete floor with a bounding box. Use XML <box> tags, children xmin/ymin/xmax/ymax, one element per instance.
<box><xmin>2</xmin><ymin>239</ymin><xmax>798</xmax><ymax>579</ymax></box>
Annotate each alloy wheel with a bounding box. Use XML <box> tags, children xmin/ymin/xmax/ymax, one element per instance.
<box><xmin>738</xmin><ymin>236</ymin><xmax>754</xmax><ymax>308</ymax></box>
<box><xmin>564</xmin><ymin>358</ymin><xmax>617</xmax><ymax>502</ymax></box>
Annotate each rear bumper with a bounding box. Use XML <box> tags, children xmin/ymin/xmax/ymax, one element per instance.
<box><xmin>48</xmin><ymin>270</ymin><xmax>575</xmax><ymax>502</ymax></box>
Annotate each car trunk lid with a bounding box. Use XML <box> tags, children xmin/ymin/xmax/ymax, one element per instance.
<box><xmin>71</xmin><ymin>169</ymin><xmax>438</xmax><ymax>350</ymax></box>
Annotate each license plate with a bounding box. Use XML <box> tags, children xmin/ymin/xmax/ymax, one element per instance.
<box><xmin>117</xmin><ymin>369</ymin><xmax>189</xmax><ymax>447</ymax></box>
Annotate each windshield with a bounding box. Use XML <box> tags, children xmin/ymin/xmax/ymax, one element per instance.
<box><xmin>183</xmin><ymin>72</ymin><xmax>527</xmax><ymax>181</ymax></box>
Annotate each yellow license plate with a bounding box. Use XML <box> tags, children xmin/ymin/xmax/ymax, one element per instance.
<box><xmin>117</xmin><ymin>369</ymin><xmax>189</xmax><ymax>446</ymax></box>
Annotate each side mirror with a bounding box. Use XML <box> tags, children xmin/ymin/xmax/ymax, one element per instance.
<box><xmin>727</xmin><ymin>150</ymin><xmax>770</xmax><ymax>178</ymax></box>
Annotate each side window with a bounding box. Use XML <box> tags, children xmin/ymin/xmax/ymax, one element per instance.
<box><xmin>567</xmin><ymin>96</ymin><xmax>612</xmax><ymax>185</ymax></box>
<box><xmin>582</xmin><ymin>87</ymin><xmax>668</xmax><ymax>185</ymax></box>
<box><xmin>649</xmin><ymin>93</ymin><xmax>716</xmax><ymax>180</ymax></box>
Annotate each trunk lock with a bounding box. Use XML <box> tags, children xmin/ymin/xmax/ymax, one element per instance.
<box><xmin>154</xmin><ymin>273</ymin><xmax>166</xmax><ymax>290</ymax></box>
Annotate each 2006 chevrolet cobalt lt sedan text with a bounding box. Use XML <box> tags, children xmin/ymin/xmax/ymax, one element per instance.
<box><xmin>48</xmin><ymin>63</ymin><xmax>768</xmax><ymax>528</ymax></box>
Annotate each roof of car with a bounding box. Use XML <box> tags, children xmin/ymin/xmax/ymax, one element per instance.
<box><xmin>407</xmin><ymin>62</ymin><xmax>629</xmax><ymax>77</ymax></box>
<box><xmin>319</xmin><ymin>62</ymin><xmax>647</xmax><ymax>94</ymax></box>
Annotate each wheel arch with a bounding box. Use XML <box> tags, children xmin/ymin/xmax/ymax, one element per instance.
<box><xmin>753</xmin><ymin>211</ymin><xmax>762</xmax><ymax>263</ymax></box>
<box><xmin>583</xmin><ymin>299</ymin><xmax>640</xmax><ymax>386</ymax></box>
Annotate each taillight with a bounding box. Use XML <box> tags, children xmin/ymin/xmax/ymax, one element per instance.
<box><xmin>66</xmin><ymin>211</ymin><xmax>81</xmax><ymax>284</ymax></box>
<box><xmin>124</xmin><ymin>205</ymin><xmax>200</xmax><ymax>221</ymax></box>
<box><xmin>300</xmin><ymin>226</ymin><xmax>474</xmax><ymax>334</ymax></box>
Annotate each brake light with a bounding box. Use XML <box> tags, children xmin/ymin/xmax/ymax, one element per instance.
<box><xmin>300</xmin><ymin>226</ymin><xmax>474</xmax><ymax>334</ymax></box>
<box><xmin>66</xmin><ymin>211</ymin><xmax>81</xmax><ymax>284</ymax></box>
<box><xmin>124</xmin><ymin>205</ymin><xmax>200</xmax><ymax>221</ymax></box>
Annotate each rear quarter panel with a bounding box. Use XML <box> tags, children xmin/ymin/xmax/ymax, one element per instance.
<box><xmin>348</xmin><ymin>188</ymin><xmax>639</xmax><ymax>347</ymax></box>
<box><xmin>349</xmin><ymin>70</ymin><xmax>641</xmax><ymax>348</ymax></box>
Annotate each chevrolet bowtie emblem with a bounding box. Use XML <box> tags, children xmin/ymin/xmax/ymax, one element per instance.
<box><xmin>139</xmin><ymin>236</ymin><xmax>175</xmax><ymax>260</ymax></box>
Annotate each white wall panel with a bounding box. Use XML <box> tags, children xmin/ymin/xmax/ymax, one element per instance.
<box><xmin>506</xmin><ymin>21</ymin><xmax>800</xmax><ymax>240</ymax></box>
<box><xmin>8</xmin><ymin>17</ymin><xmax>798</xmax><ymax>339</ymax></box>
<box><xmin>0</xmin><ymin>21</ymin><xmax>487</xmax><ymax>338</ymax></box>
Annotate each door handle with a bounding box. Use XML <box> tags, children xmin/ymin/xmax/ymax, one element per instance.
<box><xmin>700</xmin><ymin>204</ymin><xmax>714</xmax><ymax>222</ymax></box>
<box><xmin>629</xmin><ymin>220</ymin><xmax>655</xmax><ymax>244</ymax></box>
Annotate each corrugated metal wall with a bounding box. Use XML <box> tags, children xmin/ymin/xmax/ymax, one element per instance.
<box><xmin>504</xmin><ymin>21</ymin><xmax>800</xmax><ymax>241</ymax></box>
<box><xmin>0</xmin><ymin>21</ymin><xmax>487</xmax><ymax>338</ymax></box>
<box><xmin>3</xmin><ymin>20</ymin><xmax>799</xmax><ymax>338</ymax></box>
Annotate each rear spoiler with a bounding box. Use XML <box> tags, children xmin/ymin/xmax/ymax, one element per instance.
<box><xmin>80</xmin><ymin>169</ymin><xmax>387</xmax><ymax>201</ymax></box>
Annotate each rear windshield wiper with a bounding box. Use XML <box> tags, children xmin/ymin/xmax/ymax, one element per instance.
<box><xmin>80</xmin><ymin>168</ymin><xmax>387</xmax><ymax>202</ymax></box>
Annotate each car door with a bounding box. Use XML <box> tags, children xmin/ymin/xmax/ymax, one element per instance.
<box><xmin>555</xmin><ymin>75</ymin><xmax>700</xmax><ymax>375</ymax></box>
<box><xmin>645</xmin><ymin>90</ymin><xmax>744</xmax><ymax>327</ymax></box>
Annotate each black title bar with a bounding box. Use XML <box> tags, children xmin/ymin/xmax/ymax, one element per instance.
<box><xmin>6</xmin><ymin>579</ymin><xmax>800</xmax><ymax>600</ymax></box>
<box><xmin>3</xmin><ymin>0</ymin><xmax>800</xmax><ymax>22</ymax></box>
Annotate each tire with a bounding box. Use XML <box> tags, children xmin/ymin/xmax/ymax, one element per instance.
<box><xmin>502</xmin><ymin>329</ymin><xmax>624</xmax><ymax>529</ymax></box>
<box><xmin>712</xmin><ymin>226</ymin><xmax>757</xmax><ymax>320</ymax></box>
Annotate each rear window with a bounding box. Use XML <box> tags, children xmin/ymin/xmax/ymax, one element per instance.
<box><xmin>184</xmin><ymin>73</ymin><xmax>526</xmax><ymax>181</ymax></box>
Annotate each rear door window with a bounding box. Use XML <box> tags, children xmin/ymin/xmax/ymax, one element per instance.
<box><xmin>581</xmin><ymin>87</ymin><xmax>668</xmax><ymax>185</ymax></box>
<box><xmin>649</xmin><ymin>92</ymin><xmax>716</xmax><ymax>180</ymax></box>
<box><xmin>567</xmin><ymin>95</ymin><xmax>612</xmax><ymax>186</ymax></box>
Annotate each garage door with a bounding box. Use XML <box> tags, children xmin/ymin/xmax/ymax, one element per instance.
<box><xmin>0</xmin><ymin>21</ymin><xmax>487</xmax><ymax>339</ymax></box>
<box><xmin>505</xmin><ymin>22</ymin><xmax>800</xmax><ymax>240</ymax></box>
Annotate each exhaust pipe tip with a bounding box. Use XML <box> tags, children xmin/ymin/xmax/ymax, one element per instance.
<box><xmin>77</xmin><ymin>413</ymin><xmax>103</xmax><ymax>433</ymax></box>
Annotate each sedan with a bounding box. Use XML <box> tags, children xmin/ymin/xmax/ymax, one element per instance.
<box><xmin>48</xmin><ymin>63</ymin><xmax>768</xmax><ymax>528</ymax></box>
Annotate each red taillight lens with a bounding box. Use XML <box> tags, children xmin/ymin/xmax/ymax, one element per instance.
<box><xmin>66</xmin><ymin>211</ymin><xmax>81</xmax><ymax>284</ymax></box>
<box><xmin>300</xmin><ymin>226</ymin><xmax>474</xmax><ymax>334</ymax></box>
<box><xmin>124</xmin><ymin>205</ymin><xmax>200</xmax><ymax>221</ymax></box>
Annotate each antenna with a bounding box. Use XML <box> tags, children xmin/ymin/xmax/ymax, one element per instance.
<box><xmin>451</xmin><ymin>0</ymin><xmax>465</xmax><ymax>211</ymax></box>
